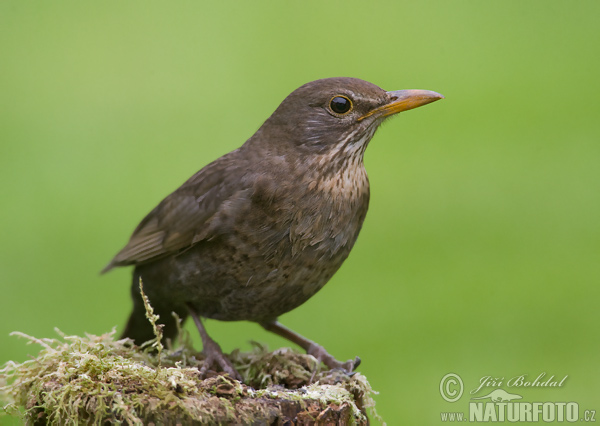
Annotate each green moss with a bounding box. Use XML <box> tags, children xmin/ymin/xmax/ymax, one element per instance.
<box><xmin>0</xmin><ymin>329</ymin><xmax>382</xmax><ymax>424</ymax></box>
<box><xmin>1</xmin><ymin>282</ymin><xmax>382</xmax><ymax>424</ymax></box>
<box><xmin>1</xmin><ymin>330</ymin><xmax>382</xmax><ymax>424</ymax></box>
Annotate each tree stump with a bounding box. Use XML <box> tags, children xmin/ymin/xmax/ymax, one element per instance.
<box><xmin>0</xmin><ymin>330</ymin><xmax>381</xmax><ymax>425</ymax></box>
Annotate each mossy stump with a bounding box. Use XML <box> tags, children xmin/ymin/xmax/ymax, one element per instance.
<box><xmin>0</xmin><ymin>330</ymin><xmax>381</xmax><ymax>425</ymax></box>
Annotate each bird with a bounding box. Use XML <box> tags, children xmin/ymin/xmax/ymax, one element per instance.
<box><xmin>102</xmin><ymin>77</ymin><xmax>443</xmax><ymax>380</ymax></box>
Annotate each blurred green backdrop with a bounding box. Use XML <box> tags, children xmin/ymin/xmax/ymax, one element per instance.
<box><xmin>1</xmin><ymin>1</ymin><xmax>599</xmax><ymax>424</ymax></box>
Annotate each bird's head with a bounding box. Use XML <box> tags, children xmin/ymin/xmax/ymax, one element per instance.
<box><xmin>254</xmin><ymin>77</ymin><xmax>443</xmax><ymax>164</ymax></box>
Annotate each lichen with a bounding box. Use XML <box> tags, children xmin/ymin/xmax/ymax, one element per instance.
<box><xmin>1</xmin><ymin>282</ymin><xmax>382</xmax><ymax>424</ymax></box>
<box><xmin>0</xmin><ymin>329</ymin><xmax>382</xmax><ymax>424</ymax></box>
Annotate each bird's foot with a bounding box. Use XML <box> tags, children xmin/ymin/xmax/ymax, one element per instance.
<box><xmin>187</xmin><ymin>303</ymin><xmax>242</xmax><ymax>381</ymax></box>
<box><xmin>198</xmin><ymin>338</ymin><xmax>242</xmax><ymax>381</ymax></box>
<box><xmin>307</xmin><ymin>342</ymin><xmax>361</xmax><ymax>374</ymax></box>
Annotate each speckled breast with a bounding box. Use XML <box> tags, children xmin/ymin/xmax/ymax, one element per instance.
<box><xmin>179</xmin><ymin>165</ymin><xmax>371</xmax><ymax>322</ymax></box>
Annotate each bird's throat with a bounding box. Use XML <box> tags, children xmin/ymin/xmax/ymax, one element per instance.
<box><xmin>306</xmin><ymin>125</ymin><xmax>375</xmax><ymax>200</ymax></box>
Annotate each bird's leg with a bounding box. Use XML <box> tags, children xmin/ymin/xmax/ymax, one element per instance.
<box><xmin>186</xmin><ymin>304</ymin><xmax>242</xmax><ymax>381</ymax></box>
<box><xmin>260</xmin><ymin>320</ymin><xmax>361</xmax><ymax>373</ymax></box>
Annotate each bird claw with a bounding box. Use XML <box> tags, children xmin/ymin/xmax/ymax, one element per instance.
<box><xmin>345</xmin><ymin>356</ymin><xmax>361</xmax><ymax>372</ymax></box>
<box><xmin>307</xmin><ymin>343</ymin><xmax>361</xmax><ymax>374</ymax></box>
<box><xmin>198</xmin><ymin>340</ymin><xmax>242</xmax><ymax>382</ymax></box>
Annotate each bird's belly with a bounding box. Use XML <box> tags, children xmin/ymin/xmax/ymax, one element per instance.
<box><xmin>166</xmin><ymin>236</ymin><xmax>353</xmax><ymax>322</ymax></box>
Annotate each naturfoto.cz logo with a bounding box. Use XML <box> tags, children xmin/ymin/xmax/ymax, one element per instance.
<box><xmin>439</xmin><ymin>373</ymin><xmax>596</xmax><ymax>423</ymax></box>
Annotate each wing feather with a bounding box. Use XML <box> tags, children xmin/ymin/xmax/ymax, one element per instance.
<box><xmin>101</xmin><ymin>150</ymin><xmax>247</xmax><ymax>273</ymax></box>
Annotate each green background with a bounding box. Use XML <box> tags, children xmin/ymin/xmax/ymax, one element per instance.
<box><xmin>1</xmin><ymin>1</ymin><xmax>599</xmax><ymax>424</ymax></box>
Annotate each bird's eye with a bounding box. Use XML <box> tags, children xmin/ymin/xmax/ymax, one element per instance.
<box><xmin>330</xmin><ymin>96</ymin><xmax>353</xmax><ymax>115</ymax></box>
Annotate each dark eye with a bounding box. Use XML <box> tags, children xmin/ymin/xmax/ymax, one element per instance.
<box><xmin>330</xmin><ymin>96</ymin><xmax>353</xmax><ymax>115</ymax></box>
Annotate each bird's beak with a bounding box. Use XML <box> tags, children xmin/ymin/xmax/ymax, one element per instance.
<box><xmin>358</xmin><ymin>89</ymin><xmax>444</xmax><ymax>121</ymax></box>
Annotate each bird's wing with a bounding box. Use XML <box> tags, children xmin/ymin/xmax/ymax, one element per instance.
<box><xmin>101</xmin><ymin>151</ymin><xmax>248</xmax><ymax>273</ymax></box>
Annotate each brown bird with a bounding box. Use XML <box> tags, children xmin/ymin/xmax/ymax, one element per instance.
<box><xmin>102</xmin><ymin>77</ymin><xmax>443</xmax><ymax>380</ymax></box>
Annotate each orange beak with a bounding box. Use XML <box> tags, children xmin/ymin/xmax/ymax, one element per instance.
<box><xmin>358</xmin><ymin>89</ymin><xmax>444</xmax><ymax>121</ymax></box>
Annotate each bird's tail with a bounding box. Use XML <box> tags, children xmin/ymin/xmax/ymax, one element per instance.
<box><xmin>120</xmin><ymin>274</ymin><xmax>188</xmax><ymax>345</ymax></box>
